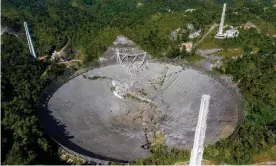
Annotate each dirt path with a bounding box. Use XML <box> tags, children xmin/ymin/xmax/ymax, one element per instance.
<box><xmin>58</xmin><ymin>59</ymin><xmax>83</xmax><ymax>64</ymax></box>
<box><xmin>52</xmin><ymin>37</ymin><xmax>71</xmax><ymax>59</ymax></box>
<box><xmin>194</xmin><ymin>23</ymin><xmax>217</xmax><ymax>48</ymax></box>
<box><xmin>59</xmin><ymin>37</ymin><xmax>71</xmax><ymax>53</ymax></box>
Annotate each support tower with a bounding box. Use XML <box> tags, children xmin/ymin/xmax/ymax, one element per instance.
<box><xmin>215</xmin><ymin>3</ymin><xmax>227</xmax><ymax>39</ymax></box>
<box><xmin>189</xmin><ymin>94</ymin><xmax>210</xmax><ymax>166</ymax></box>
<box><xmin>24</xmin><ymin>22</ymin><xmax>37</xmax><ymax>58</ymax></box>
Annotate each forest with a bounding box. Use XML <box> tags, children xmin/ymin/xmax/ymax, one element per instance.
<box><xmin>2</xmin><ymin>0</ymin><xmax>225</xmax><ymax>61</ymax></box>
<box><xmin>204</xmin><ymin>49</ymin><xmax>276</xmax><ymax>164</ymax></box>
<box><xmin>1</xmin><ymin>33</ymin><xmax>68</xmax><ymax>164</ymax></box>
<box><xmin>1</xmin><ymin>0</ymin><xmax>276</xmax><ymax>164</ymax></box>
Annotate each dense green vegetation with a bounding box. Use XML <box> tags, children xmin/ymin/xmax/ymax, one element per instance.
<box><xmin>204</xmin><ymin>49</ymin><xmax>276</xmax><ymax>164</ymax></box>
<box><xmin>216</xmin><ymin>28</ymin><xmax>276</xmax><ymax>51</ymax></box>
<box><xmin>132</xmin><ymin>131</ymin><xmax>190</xmax><ymax>165</ymax></box>
<box><xmin>2</xmin><ymin>0</ymin><xmax>224</xmax><ymax>61</ymax></box>
<box><xmin>1</xmin><ymin>34</ymin><xmax>67</xmax><ymax>164</ymax></box>
<box><xmin>1</xmin><ymin>0</ymin><xmax>276</xmax><ymax>164</ymax></box>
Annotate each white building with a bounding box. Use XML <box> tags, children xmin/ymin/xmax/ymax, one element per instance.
<box><xmin>189</xmin><ymin>29</ymin><xmax>201</xmax><ymax>39</ymax></box>
<box><xmin>225</xmin><ymin>29</ymin><xmax>239</xmax><ymax>38</ymax></box>
<box><xmin>215</xmin><ymin>3</ymin><xmax>239</xmax><ymax>39</ymax></box>
<box><xmin>181</xmin><ymin>42</ymin><xmax>193</xmax><ymax>52</ymax></box>
<box><xmin>187</xmin><ymin>24</ymin><xmax>194</xmax><ymax>30</ymax></box>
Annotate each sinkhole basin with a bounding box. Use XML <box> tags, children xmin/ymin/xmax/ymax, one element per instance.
<box><xmin>39</xmin><ymin>62</ymin><xmax>244</xmax><ymax>162</ymax></box>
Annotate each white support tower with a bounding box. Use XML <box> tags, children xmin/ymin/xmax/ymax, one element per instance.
<box><xmin>24</xmin><ymin>22</ymin><xmax>37</xmax><ymax>58</ymax></box>
<box><xmin>215</xmin><ymin>3</ymin><xmax>227</xmax><ymax>39</ymax></box>
<box><xmin>189</xmin><ymin>94</ymin><xmax>210</xmax><ymax>166</ymax></box>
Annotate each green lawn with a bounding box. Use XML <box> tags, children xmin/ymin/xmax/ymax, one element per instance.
<box><xmin>184</xmin><ymin>55</ymin><xmax>204</xmax><ymax>62</ymax></box>
<box><xmin>250</xmin><ymin>17</ymin><xmax>276</xmax><ymax>35</ymax></box>
<box><xmin>196</xmin><ymin>29</ymin><xmax>219</xmax><ymax>49</ymax></box>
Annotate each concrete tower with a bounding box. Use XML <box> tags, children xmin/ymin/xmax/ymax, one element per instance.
<box><xmin>215</xmin><ymin>3</ymin><xmax>227</xmax><ymax>38</ymax></box>
<box><xmin>24</xmin><ymin>22</ymin><xmax>37</xmax><ymax>58</ymax></box>
<box><xmin>189</xmin><ymin>94</ymin><xmax>210</xmax><ymax>166</ymax></box>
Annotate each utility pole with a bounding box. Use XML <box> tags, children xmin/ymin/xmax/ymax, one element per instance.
<box><xmin>189</xmin><ymin>94</ymin><xmax>210</xmax><ymax>166</ymax></box>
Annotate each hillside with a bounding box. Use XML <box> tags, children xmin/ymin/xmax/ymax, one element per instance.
<box><xmin>1</xmin><ymin>0</ymin><xmax>276</xmax><ymax>164</ymax></box>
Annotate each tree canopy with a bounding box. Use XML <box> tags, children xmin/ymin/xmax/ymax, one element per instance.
<box><xmin>1</xmin><ymin>0</ymin><xmax>276</xmax><ymax>164</ymax></box>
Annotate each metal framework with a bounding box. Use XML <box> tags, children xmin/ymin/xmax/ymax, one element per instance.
<box><xmin>115</xmin><ymin>48</ymin><xmax>147</xmax><ymax>71</ymax></box>
<box><xmin>189</xmin><ymin>94</ymin><xmax>210</xmax><ymax>166</ymax></box>
<box><xmin>111</xmin><ymin>48</ymin><xmax>148</xmax><ymax>99</ymax></box>
<box><xmin>24</xmin><ymin>22</ymin><xmax>37</xmax><ymax>58</ymax></box>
